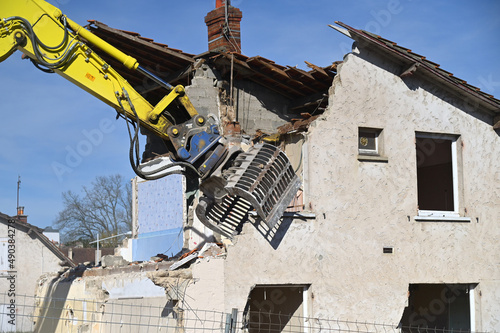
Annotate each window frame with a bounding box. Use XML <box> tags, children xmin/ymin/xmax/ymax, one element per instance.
<box><xmin>414</xmin><ymin>132</ymin><xmax>469</xmax><ymax>221</ymax></box>
<box><xmin>401</xmin><ymin>283</ymin><xmax>477</xmax><ymax>330</ymax></box>
<box><xmin>358</xmin><ymin>127</ymin><xmax>381</xmax><ymax>156</ymax></box>
<box><xmin>357</xmin><ymin>127</ymin><xmax>388</xmax><ymax>162</ymax></box>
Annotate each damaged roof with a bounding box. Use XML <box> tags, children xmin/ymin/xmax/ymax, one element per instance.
<box><xmin>85</xmin><ymin>20</ymin><xmax>500</xmax><ymax>132</ymax></box>
<box><xmin>87</xmin><ymin>21</ymin><xmax>195</xmax><ymax>104</ymax></box>
<box><xmin>86</xmin><ymin>21</ymin><xmax>336</xmax><ymax>113</ymax></box>
<box><xmin>331</xmin><ymin>21</ymin><xmax>500</xmax><ymax>127</ymax></box>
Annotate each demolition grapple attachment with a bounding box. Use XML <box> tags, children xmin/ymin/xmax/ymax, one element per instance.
<box><xmin>196</xmin><ymin>143</ymin><xmax>301</xmax><ymax>238</ymax></box>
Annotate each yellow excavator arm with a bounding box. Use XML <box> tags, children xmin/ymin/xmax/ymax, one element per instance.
<box><xmin>0</xmin><ymin>0</ymin><xmax>196</xmax><ymax>141</ymax></box>
<box><xmin>0</xmin><ymin>0</ymin><xmax>301</xmax><ymax>238</ymax></box>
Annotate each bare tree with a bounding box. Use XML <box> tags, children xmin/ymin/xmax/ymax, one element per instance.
<box><xmin>54</xmin><ymin>174</ymin><xmax>132</xmax><ymax>247</ymax></box>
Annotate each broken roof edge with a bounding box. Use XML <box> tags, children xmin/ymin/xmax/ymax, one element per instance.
<box><xmin>87</xmin><ymin>19</ymin><xmax>338</xmax><ymax>104</ymax></box>
<box><xmin>0</xmin><ymin>212</ymin><xmax>76</xmax><ymax>268</ymax></box>
<box><xmin>329</xmin><ymin>21</ymin><xmax>500</xmax><ymax>117</ymax></box>
<box><xmin>197</xmin><ymin>50</ymin><xmax>338</xmax><ymax>77</ymax></box>
<box><xmin>86</xmin><ymin>20</ymin><xmax>196</xmax><ymax>62</ymax></box>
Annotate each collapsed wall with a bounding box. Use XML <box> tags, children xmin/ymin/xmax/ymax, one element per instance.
<box><xmin>32</xmin><ymin>252</ymin><xmax>226</xmax><ymax>333</ymax></box>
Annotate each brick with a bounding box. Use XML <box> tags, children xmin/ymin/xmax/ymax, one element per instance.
<box><xmin>205</xmin><ymin>4</ymin><xmax>242</xmax><ymax>52</ymax></box>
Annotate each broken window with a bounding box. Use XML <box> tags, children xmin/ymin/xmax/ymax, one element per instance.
<box><xmin>400</xmin><ymin>284</ymin><xmax>475</xmax><ymax>331</ymax></box>
<box><xmin>415</xmin><ymin>133</ymin><xmax>459</xmax><ymax>216</ymax></box>
<box><xmin>244</xmin><ymin>285</ymin><xmax>309</xmax><ymax>333</ymax></box>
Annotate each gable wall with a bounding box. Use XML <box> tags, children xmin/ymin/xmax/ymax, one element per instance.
<box><xmin>221</xmin><ymin>45</ymin><xmax>500</xmax><ymax>330</ymax></box>
<box><xmin>309</xmin><ymin>45</ymin><xmax>500</xmax><ymax>328</ymax></box>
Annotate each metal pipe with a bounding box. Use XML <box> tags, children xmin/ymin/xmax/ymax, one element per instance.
<box><xmin>137</xmin><ymin>65</ymin><xmax>173</xmax><ymax>91</ymax></box>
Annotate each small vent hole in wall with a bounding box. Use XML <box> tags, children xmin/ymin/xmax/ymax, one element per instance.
<box><xmin>383</xmin><ymin>247</ymin><xmax>393</xmax><ymax>254</ymax></box>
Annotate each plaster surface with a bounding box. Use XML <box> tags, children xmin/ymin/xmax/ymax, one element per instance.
<box><xmin>222</xmin><ymin>45</ymin><xmax>500</xmax><ymax>330</ymax></box>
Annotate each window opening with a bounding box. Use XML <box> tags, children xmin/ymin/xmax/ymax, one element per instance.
<box><xmin>358</xmin><ymin>128</ymin><xmax>381</xmax><ymax>155</ymax></box>
<box><xmin>416</xmin><ymin>134</ymin><xmax>458</xmax><ymax>215</ymax></box>
<box><xmin>400</xmin><ymin>284</ymin><xmax>474</xmax><ymax>331</ymax></box>
<box><xmin>244</xmin><ymin>285</ymin><xmax>309</xmax><ymax>333</ymax></box>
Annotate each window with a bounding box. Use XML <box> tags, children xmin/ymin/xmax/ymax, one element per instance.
<box><xmin>400</xmin><ymin>284</ymin><xmax>476</xmax><ymax>331</ymax></box>
<box><xmin>358</xmin><ymin>128</ymin><xmax>380</xmax><ymax>155</ymax></box>
<box><xmin>358</xmin><ymin>128</ymin><xmax>387</xmax><ymax>162</ymax></box>
<box><xmin>244</xmin><ymin>285</ymin><xmax>310</xmax><ymax>333</ymax></box>
<box><xmin>415</xmin><ymin>133</ymin><xmax>466</xmax><ymax>220</ymax></box>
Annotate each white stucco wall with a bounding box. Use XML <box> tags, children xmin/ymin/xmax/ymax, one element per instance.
<box><xmin>0</xmin><ymin>222</ymin><xmax>64</xmax><ymax>331</ymax></box>
<box><xmin>221</xmin><ymin>45</ymin><xmax>500</xmax><ymax>331</ymax></box>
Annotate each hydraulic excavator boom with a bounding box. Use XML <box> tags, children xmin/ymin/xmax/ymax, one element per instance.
<box><xmin>0</xmin><ymin>0</ymin><xmax>301</xmax><ymax>237</ymax></box>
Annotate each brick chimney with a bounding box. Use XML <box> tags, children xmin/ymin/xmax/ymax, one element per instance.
<box><xmin>205</xmin><ymin>0</ymin><xmax>242</xmax><ymax>53</ymax></box>
<box><xmin>16</xmin><ymin>206</ymin><xmax>27</xmax><ymax>223</ymax></box>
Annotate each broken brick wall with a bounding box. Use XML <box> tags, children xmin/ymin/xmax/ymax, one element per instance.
<box><xmin>232</xmin><ymin>79</ymin><xmax>293</xmax><ymax>134</ymax></box>
<box><xmin>186</xmin><ymin>63</ymin><xmax>293</xmax><ymax>136</ymax></box>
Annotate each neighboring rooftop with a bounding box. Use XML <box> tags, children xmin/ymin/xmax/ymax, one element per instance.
<box><xmin>0</xmin><ymin>212</ymin><xmax>75</xmax><ymax>267</ymax></box>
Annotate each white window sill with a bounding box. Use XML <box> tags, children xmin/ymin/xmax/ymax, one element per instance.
<box><xmin>414</xmin><ymin>215</ymin><xmax>471</xmax><ymax>223</ymax></box>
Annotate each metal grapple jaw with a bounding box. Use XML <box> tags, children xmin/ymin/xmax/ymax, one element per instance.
<box><xmin>196</xmin><ymin>143</ymin><xmax>301</xmax><ymax>238</ymax></box>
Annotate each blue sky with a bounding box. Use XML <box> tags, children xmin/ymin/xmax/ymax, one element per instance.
<box><xmin>0</xmin><ymin>0</ymin><xmax>499</xmax><ymax>230</ymax></box>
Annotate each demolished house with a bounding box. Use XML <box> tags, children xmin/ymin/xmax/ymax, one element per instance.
<box><xmin>30</xmin><ymin>1</ymin><xmax>500</xmax><ymax>332</ymax></box>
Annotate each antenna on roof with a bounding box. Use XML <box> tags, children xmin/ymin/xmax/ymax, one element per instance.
<box><xmin>17</xmin><ymin>175</ymin><xmax>21</xmax><ymax>215</ymax></box>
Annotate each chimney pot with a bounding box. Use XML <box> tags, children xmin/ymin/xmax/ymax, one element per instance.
<box><xmin>215</xmin><ymin>0</ymin><xmax>230</xmax><ymax>8</ymax></box>
<box><xmin>16</xmin><ymin>206</ymin><xmax>27</xmax><ymax>223</ymax></box>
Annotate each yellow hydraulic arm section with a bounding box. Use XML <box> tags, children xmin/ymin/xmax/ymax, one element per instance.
<box><xmin>0</xmin><ymin>0</ymin><xmax>197</xmax><ymax>141</ymax></box>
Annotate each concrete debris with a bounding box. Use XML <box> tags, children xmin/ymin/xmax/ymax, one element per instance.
<box><xmin>101</xmin><ymin>255</ymin><xmax>130</xmax><ymax>268</ymax></box>
<box><xmin>277</xmin><ymin>114</ymin><xmax>320</xmax><ymax>135</ymax></box>
<box><xmin>147</xmin><ymin>268</ymin><xmax>193</xmax><ymax>292</ymax></box>
<box><xmin>169</xmin><ymin>252</ymin><xmax>198</xmax><ymax>271</ymax></box>
<box><xmin>58</xmin><ymin>260</ymin><xmax>71</xmax><ymax>267</ymax></box>
<box><xmin>169</xmin><ymin>243</ymin><xmax>225</xmax><ymax>271</ymax></box>
<box><xmin>198</xmin><ymin>242</ymin><xmax>224</xmax><ymax>258</ymax></box>
<box><xmin>148</xmin><ymin>268</ymin><xmax>193</xmax><ymax>282</ymax></box>
<box><xmin>150</xmin><ymin>253</ymin><xmax>169</xmax><ymax>262</ymax></box>
<box><xmin>57</xmin><ymin>267</ymin><xmax>69</xmax><ymax>275</ymax></box>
